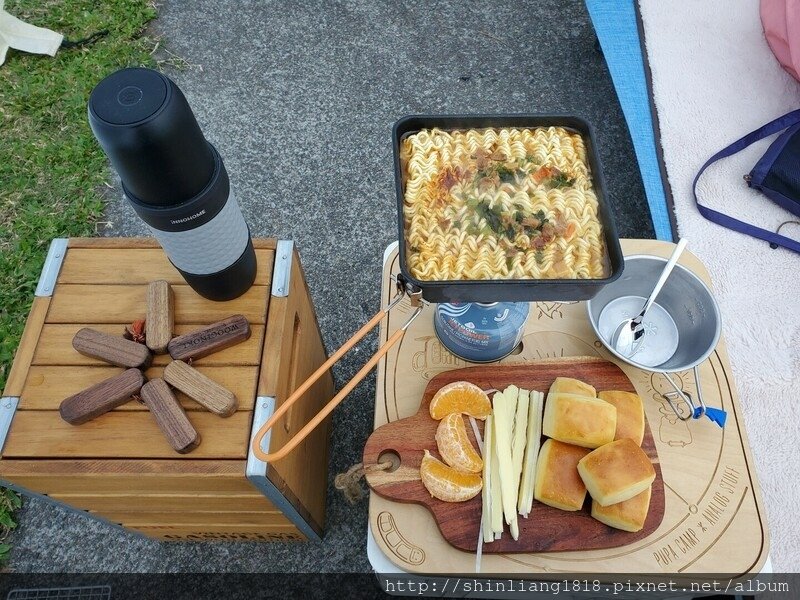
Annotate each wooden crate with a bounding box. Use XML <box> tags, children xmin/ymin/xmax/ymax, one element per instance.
<box><xmin>0</xmin><ymin>237</ymin><xmax>333</xmax><ymax>541</ymax></box>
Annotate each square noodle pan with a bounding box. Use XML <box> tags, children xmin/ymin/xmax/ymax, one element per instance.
<box><xmin>393</xmin><ymin>114</ymin><xmax>624</xmax><ymax>303</ymax></box>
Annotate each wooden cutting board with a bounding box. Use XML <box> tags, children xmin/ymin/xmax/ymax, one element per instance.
<box><xmin>363</xmin><ymin>357</ymin><xmax>665</xmax><ymax>554</ymax></box>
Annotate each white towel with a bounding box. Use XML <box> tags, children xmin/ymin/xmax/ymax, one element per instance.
<box><xmin>0</xmin><ymin>0</ymin><xmax>62</xmax><ymax>66</ymax></box>
<box><xmin>640</xmin><ymin>0</ymin><xmax>800</xmax><ymax>572</ymax></box>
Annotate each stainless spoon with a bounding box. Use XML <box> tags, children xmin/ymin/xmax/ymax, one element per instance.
<box><xmin>612</xmin><ymin>238</ymin><xmax>688</xmax><ymax>357</ymax></box>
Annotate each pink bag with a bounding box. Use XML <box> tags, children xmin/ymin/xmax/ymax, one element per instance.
<box><xmin>761</xmin><ymin>0</ymin><xmax>800</xmax><ymax>81</ymax></box>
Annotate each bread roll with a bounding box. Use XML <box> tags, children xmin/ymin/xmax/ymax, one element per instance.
<box><xmin>549</xmin><ymin>377</ymin><xmax>596</xmax><ymax>398</ymax></box>
<box><xmin>543</xmin><ymin>392</ymin><xmax>617</xmax><ymax>448</ymax></box>
<box><xmin>598</xmin><ymin>390</ymin><xmax>645</xmax><ymax>446</ymax></box>
<box><xmin>577</xmin><ymin>438</ymin><xmax>655</xmax><ymax>506</ymax></box>
<box><xmin>534</xmin><ymin>439</ymin><xmax>590</xmax><ymax>511</ymax></box>
<box><xmin>592</xmin><ymin>486</ymin><xmax>652</xmax><ymax>532</ymax></box>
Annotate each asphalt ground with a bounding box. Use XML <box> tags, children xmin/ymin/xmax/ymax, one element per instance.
<box><xmin>7</xmin><ymin>0</ymin><xmax>654</xmax><ymax>575</ymax></box>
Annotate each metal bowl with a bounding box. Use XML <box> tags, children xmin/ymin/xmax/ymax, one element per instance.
<box><xmin>586</xmin><ymin>255</ymin><xmax>721</xmax><ymax>373</ymax></box>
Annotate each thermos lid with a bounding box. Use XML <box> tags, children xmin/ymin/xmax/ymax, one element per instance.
<box><xmin>89</xmin><ymin>68</ymin><xmax>168</xmax><ymax>125</ymax></box>
<box><xmin>88</xmin><ymin>67</ymin><xmax>216</xmax><ymax>207</ymax></box>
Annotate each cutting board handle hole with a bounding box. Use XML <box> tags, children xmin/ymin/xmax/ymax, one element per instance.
<box><xmin>509</xmin><ymin>341</ymin><xmax>524</xmax><ymax>356</ymax></box>
<box><xmin>377</xmin><ymin>450</ymin><xmax>401</xmax><ymax>473</ymax></box>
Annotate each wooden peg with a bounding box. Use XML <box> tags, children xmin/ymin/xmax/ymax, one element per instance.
<box><xmin>60</xmin><ymin>369</ymin><xmax>145</xmax><ymax>425</ymax></box>
<box><xmin>146</xmin><ymin>280</ymin><xmax>173</xmax><ymax>354</ymax></box>
<box><xmin>140</xmin><ymin>378</ymin><xmax>201</xmax><ymax>454</ymax></box>
<box><xmin>72</xmin><ymin>328</ymin><xmax>152</xmax><ymax>369</ymax></box>
<box><xmin>167</xmin><ymin>314</ymin><xmax>251</xmax><ymax>361</ymax></box>
<box><xmin>163</xmin><ymin>360</ymin><xmax>238</xmax><ymax>417</ymax></box>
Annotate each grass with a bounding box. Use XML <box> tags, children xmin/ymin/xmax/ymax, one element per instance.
<box><xmin>0</xmin><ymin>0</ymin><xmax>158</xmax><ymax>566</ymax></box>
<box><xmin>0</xmin><ymin>489</ymin><xmax>22</xmax><ymax>565</ymax></box>
<box><xmin>0</xmin><ymin>0</ymin><xmax>157</xmax><ymax>391</ymax></box>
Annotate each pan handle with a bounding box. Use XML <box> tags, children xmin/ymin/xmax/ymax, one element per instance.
<box><xmin>250</xmin><ymin>292</ymin><xmax>422</xmax><ymax>463</ymax></box>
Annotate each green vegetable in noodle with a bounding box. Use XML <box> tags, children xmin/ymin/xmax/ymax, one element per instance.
<box><xmin>549</xmin><ymin>172</ymin><xmax>575</xmax><ymax>189</ymax></box>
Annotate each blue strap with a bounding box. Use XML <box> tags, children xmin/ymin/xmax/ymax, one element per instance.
<box><xmin>694</xmin><ymin>405</ymin><xmax>727</xmax><ymax>428</ymax></box>
<box><xmin>692</xmin><ymin>109</ymin><xmax>800</xmax><ymax>253</ymax></box>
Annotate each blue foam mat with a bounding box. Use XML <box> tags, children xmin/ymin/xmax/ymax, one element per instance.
<box><xmin>586</xmin><ymin>0</ymin><xmax>673</xmax><ymax>241</ymax></box>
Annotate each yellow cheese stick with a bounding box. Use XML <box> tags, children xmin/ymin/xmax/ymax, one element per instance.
<box><xmin>490</xmin><ymin>416</ymin><xmax>504</xmax><ymax>537</ymax></box>
<box><xmin>509</xmin><ymin>389</ymin><xmax>529</xmax><ymax>540</ymax></box>
<box><xmin>481</xmin><ymin>414</ymin><xmax>494</xmax><ymax>544</ymax></box>
<box><xmin>492</xmin><ymin>389</ymin><xmax>516</xmax><ymax>529</ymax></box>
<box><xmin>497</xmin><ymin>386</ymin><xmax>523</xmax><ymax>539</ymax></box>
<box><xmin>518</xmin><ymin>390</ymin><xmax>544</xmax><ymax>516</ymax></box>
<box><xmin>512</xmin><ymin>389</ymin><xmax>530</xmax><ymax>492</ymax></box>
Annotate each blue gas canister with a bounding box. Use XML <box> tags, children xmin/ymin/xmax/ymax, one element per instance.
<box><xmin>433</xmin><ymin>302</ymin><xmax>530</xmax><ymax>363</ymax></box>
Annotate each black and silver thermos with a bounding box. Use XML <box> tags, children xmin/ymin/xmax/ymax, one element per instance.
<box><xmin>88</xmin><ymin>67</ymin><xmax>256</xmax><ymax>301</ymax></box>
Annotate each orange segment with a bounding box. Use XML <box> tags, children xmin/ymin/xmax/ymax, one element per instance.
<box><xmin>420</xmin><ymin>450</ymin><xmax>483</xmax><ymax>502</ymax></box>
<box><xmin>429</xmin><ymin>381</ymin><xmax>491</xmax><ymax>420</ymax></box>
<box><xmin>435</xmin><ymin>413</ymin><xmax>483</xmax><ymax>473</ymax></box>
